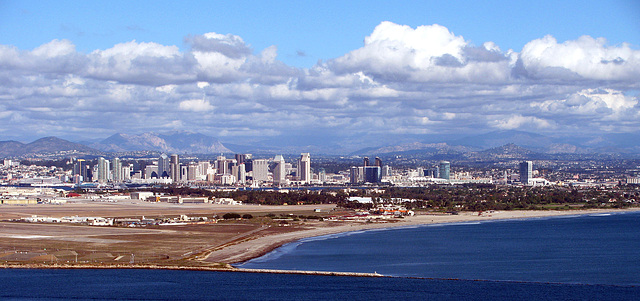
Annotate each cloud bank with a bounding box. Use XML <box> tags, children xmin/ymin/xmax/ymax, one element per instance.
<box><xmin>0</xmin><ymin>21</ymin><xmax>638</xmax><ymax>148</ymax></box>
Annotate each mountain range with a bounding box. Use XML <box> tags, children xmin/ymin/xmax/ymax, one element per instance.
<box><xmin>90</xmin><ymin>131</ymin><xmax>231</xmax><ymax>154</ymax></box>
<box><xmin>0</xmin><ymin>137</ymin><xmax>99</xmax><ymax>157</ymax></box>
<box><xmin>1</xmin><ymin>130</ymin><xmax>640</xmax><ymax>158</ymax></box>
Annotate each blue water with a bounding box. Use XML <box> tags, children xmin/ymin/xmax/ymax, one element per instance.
<box><xmin>1</xmin><ymin>212</ymin><xmax>639</xmax><ymax>300</ymax></box>
<box><xmin>239</xmin><ymin>212</ymin><xmax>640</xmax><ymax>286</ymax></box>
<box><xmin>0</xmin><ymin>268</ymin><xmax>638</xmax><ymax>300</ymax></box>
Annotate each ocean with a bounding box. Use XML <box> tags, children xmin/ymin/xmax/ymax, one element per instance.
<box><xmin>1</xmin><ymin>211</ymin><xmax>639</xmax><ymax>300</ymax></box>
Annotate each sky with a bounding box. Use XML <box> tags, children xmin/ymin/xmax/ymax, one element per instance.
<box><xmin>0</xmin><ymin>0</ymin><xmax>639</xmax><ymax>150</ymax></box>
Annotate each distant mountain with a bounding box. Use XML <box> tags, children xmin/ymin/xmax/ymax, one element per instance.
<box><xmin>0</xmin><ymin>140</ymin><xmax>25</xmax><ymax>156</ymax></box>
<box><xmin>478</xmin><ymin>143</ymin><xmax>537</xmax><ymax>159</ymax></box>
<box><xmin>449</xmin><ymin>130</ymin><xmax>556</xmax><ymax>150</ymax></box>
<box><xmin>0</xmin><ymin>137</ymin><xmax>99</xmax><ymax>157</ymax></box>
<box><xmin>91</xmin><ymin>131</ymin><xmax>232</xmax><ymax>154</ymax></box>
<box><xmin>351</xmin><ymin>142</ymin><xmax>474</xmax><ymax>156</ymax></box>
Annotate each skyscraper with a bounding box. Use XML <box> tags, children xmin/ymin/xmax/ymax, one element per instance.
<box><xmin>170</xmin><ymin>154</ymin><xmax>180</xmax><ymax>183</ymax></box>
<box><xmin>363</xmin><ymin>157</ymin><xmax>370</xmax><ymax>167</ymax></box>
<box><xmin>111</xmin><ymin>157</ymin><xmax>122</xmax><ymax>182</ymax></box>
<box><xmin>375</xmin><ymin>157</ymin><xmax>382</xmax><ymax>167</ymax></box>
<box><xmin>273</xmin><ymin>155</ymin><xmax>286</xmax><ymax>185</ymax></box>
<box><xmin>298</xmin><ymin>153</ymin><xmax>311</xmax><ymax>184</ymax></box>
<box><xmin>252</xmin><ymin>159</ymin><xmax>268</xmax><ymax>183</ymax></box>
<box><xmin>519</xmin><ymin>161</ymin><xmax>533</xmax><ymax>185</ymax></box>
<box><xmin>364</xmin><ymin>166</ymin><xmax>382</xmax><ymax>183</ymax></box>
<box><xmin>73</xmin><ymin>159</ymin><xmax>87</xmax><ymax>182</ymax></box>
<box><xmin>97</xmin><ymin>157</ymin><xmax>110</xmax><ymax>183</ymax></box>
<box><xmin>439</xmin><ymin>161</ymin><xmax>450</xmax><ymax>180</ymax></box>
<box><xmin>158</xmin><ymin>154</ymin><xmax>170</xmax><ymax>178</ymax></box>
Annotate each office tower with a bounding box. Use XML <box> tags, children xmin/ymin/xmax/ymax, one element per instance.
<box><xmin>439</xmin><ymin>161</ymin><xmax>450</xmax><ymax>180</ymax></box>
<box><xmin>145</xmin><ymin>165</ymin><xmax>159</xmax><ymax>179</ymax></box>
<box><xmin>170</xmin><ymin>154</ymin><xmax>180</xmax><ymax>183</ymax></box>
<box><xmin>520</xmin><ymin>161</ymin><xmax>533</xmax><ymax>185</ymax></box>
<box><xmin>252</xmin><ymin>159</ymin><xmax>268</xmax><ymax>183</ymax></box>
<box><xmin>235</xmin><ymin>154</ymin><xmax>252</xmax><ymax>166</ymax></box>
<box><xmin>216</xmin><ymin>156</ymin><xmax>229</xmax><ymax>175</ymax></box>
<box><xmin>375</xmin><ymin>157</ymin><xmax>382</xmax><ymax>167</ymax></box>
<box><xmin>318</xmin><ymin>168</ymin><xmax>326</xmax><ymax>182</ymax></box>
<box><xmin>187</xmin><ymin>162</ymin><xmax>198</xmax><ymax>181</ymax></box>
<box><xmin>198</xmin><ymin>161</ymin><xmax>211</xmax><ymax>179</ymax></box>
<box><xmin>97</xmin><ymin>157</ymin><xmax>110</xmax><ymax>183</ymax></box>
<box><xmin>158</xmin><ymin>154</ymin><xmax>170</xmax><ymax>178</ymax></box>
<box><xmin>350</xmin><ymin>166</ymin><xmax>360</xmax><ymax>184</ymax></box>
<box><xmin>298</xmin><ymin>153</ymin><xmax>311</xmax><ymax>184</ymax></box>
<box><xmin>181</xmin><ymin>165</ymin><xmax>188</xmax><ymax>181</ymax></box>
<box><xmin>273</xmin><ymin>155</ymin><xmax>286</xmax><ymax>185</ymax></box>
<box><xmin>73</xmin><ymin>159</ymin><xmax>88</xmax><ymax>182</ymax></box>
<box><xmin>111</xmin><ymin>157</ymin><xmax>122</xmax><ymax>182</ymax></box>
<box><xmin>233</xmin><ymin>163</ymin><xmax>246</xmax><ymax>184</ymax></box>
<box><xmin>363</xmin><ymin>157</ymin><xmax>370</xmax><ymax>167</ymax></box>
<box><xmin>382</xmin><ymin>165</ymin><xmax>392</xmax><ymax>177</ymax></box>
<box><xmin>364</xmin><ymin>166</ymin><xmax>382</xmax><ymax>183</ymax></box>
<box><xmin>122</xmin><ymin>165</ymin><xmax>131</xmax><ymax>181</ymax></box>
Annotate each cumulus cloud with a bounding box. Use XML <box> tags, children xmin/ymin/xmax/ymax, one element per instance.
<box><xmin>516</xmin><ymin>35</ymin><xmax>640</xmax><ymax>82</ymax></box>
<box><xmin>179</xmin><ymin>99</ymin><xmax>215</xmax><ymax>112</ymax></box>
<box><xmin>1</xmin><ymin>21</ymin><xmax>639</xmax><ymax>149</ymax></box>
<box><xmin>327</xmin><ymin>21</ymin><xmax>512</xmax><ymax>83</ymax></box>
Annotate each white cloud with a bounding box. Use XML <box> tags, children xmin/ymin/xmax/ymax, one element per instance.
<box><xmin>179</xmin><ymin>99</ymin><xmax>214</xmax><ymax>112</ymax></box>
<box><xmin>1</xmin><ymin>21</ymin><xmax>640</xmax><ymax>148</ymax></box>
<box><xmin>517</xmin><ymin>35</ymin><xmax>640</xmax><ymax>81</ymax></box>
<box><xmin>492</xmin><ymin>115</ymin><xmax>555</xmax><ymax>130</ymax></box>
<box><xmin>327</xmin><ymin>21</ymin><xmax>512</xmax><ymax>83</ymax></box>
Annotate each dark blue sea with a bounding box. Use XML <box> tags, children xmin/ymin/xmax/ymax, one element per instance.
<box><xmin>2</xmin><ymin>211</ymin><xmax>639</xmax><ymax>300</ymax></box>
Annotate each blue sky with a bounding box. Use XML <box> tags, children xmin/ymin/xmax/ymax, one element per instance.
<box><xmin>0</xmin><ymin>0</ymin><xmax>639</xmax><ymax>152</ymax></box>
<box><xmin>2</xmin><ymin>0</ymin><xmax>638</xmax><ymax>67</ymax></box>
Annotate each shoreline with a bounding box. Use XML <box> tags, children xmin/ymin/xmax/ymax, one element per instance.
<box><xmin>202</xmin><ymin>208</ymin><xmax>640</xmax><ymax>265</ymax></box>
<box><xmin>1</xmin><ymin>208</ymin><xmax>638</xmax><ymax>273</ymax></box>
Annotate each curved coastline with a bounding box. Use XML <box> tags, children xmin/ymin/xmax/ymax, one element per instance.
<box><xmin>206</xmin><ymin>208</ymin><xmax>640</xmax><ymax>266</ymax></box>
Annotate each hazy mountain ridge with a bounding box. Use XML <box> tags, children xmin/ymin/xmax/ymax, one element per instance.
<box><xmin>91</xmin><ymin>131</ymin><xmax>232</xmax><ymax>154</ymax></box>
<box><xmin>1</xmin><ymin>130</ymin><xmax>640</xmax><ymax>158</ymax></box>
<box><xmin>0</xmin><ymin>137</ymin><xmax>99</xmax><ymax>157</ymax></box>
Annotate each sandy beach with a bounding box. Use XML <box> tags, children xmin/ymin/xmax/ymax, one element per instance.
<box><xmin>202</xmin><ymin>208</ymin><xmax>640</xmax><ymax>265</ymax></box>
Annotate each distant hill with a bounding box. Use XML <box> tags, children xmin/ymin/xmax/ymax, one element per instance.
<box><xmin>91</xmin><ymin>131</ymin><xmax>232</xmax><ymax>154</ymax></box>
<box><xmin>450</xmin><ymin>130</ymin><xmax>556</xmax><ymax>150</ymax></box>
<box><xmin>351</xmin><ymin>142</ymin><xmax>475</xmax><ymax>156</ymax></box>
<box><xmin>0</xmin><ymin>137</ymin><xmax>99</xmax><ymax>157</ymax></box>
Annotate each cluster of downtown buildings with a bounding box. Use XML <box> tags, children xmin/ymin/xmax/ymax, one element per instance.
<box><xmin>70</xmin><ymin>153</ymin><xmax>312</xmax><ymax>187</ymax></box>
<box><xmin>1</xmin><ymin>156</ymin><xmax>563</xmax><ymax>188</ymax></box>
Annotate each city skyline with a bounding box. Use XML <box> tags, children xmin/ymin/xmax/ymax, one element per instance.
<box><xmin>1</xmin><ymin>1</ymin><xmax>639</xmax><ymax>150</ymax></box>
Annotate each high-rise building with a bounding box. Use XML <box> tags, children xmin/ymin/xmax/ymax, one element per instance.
<box><xmin>439</xmin><ymin>161</ymin><xmax>450</xmax><ymax>180</ymax></box>
<box><xmin>170</xmin><ymin>154</ymin><xmax>180</xmax><ymax>183</ymax></box>
<box><xmin>252</xmin><ymin>159</ymin><xmax>268</xmax><ymax>183</ymax></box>
<box><xmin>187</xmin><ymin>162</ymin><xmax>198</xmax><ymax>181</ymax></box>
<box><xmin>382</xmin><ymin>165</ymin><xmax>392</xmax><ymax>177</ymax></box>
<box><xmin>97</xmin><ymin>157</ymin><xmax>110</xmax><ymax>183</ymax></box>
<box><xmin>111</xmin><ymin>158</ymin><xmax>122</xmax><ymax>182</ymax></box>
<box><xmin>298</xmin><ymin>153</ymin><xmax>311</xmax><ymax>184</ymax></box>
<box><xmin>364</xmin><ymin>166</ymin><xmax>382</xmax><ymax>183</ymax></box>
<box><xmin>145</xmin><ymin>165</ymin><xmax>159</xmax><ymax>179</ymax></box>
<box><xmin>350</xmin><ymin>166</ymin><xmax>361</xmax><ymax>184</ymax></box>
<box><xmin>233</xmin><ymin>163</ymin><xmax>246</xmax><ymax>184</ymax></box>
<box><xmin>73</xmin><ymin>159</ymin><xmax>88</xmax><ymax>182</ymax></box>
<box><xmin>158</xmin><ymin>154</ymin><xmax>170</xmax><ymax>178</ymax></box>
<box><xmin>519</xmin><ymin>161</ymin><xmax>533</xmax><ymax>185</ymax></box>
<box><xmin>363</xmin><ymin>157</ymin><xmax>370</xmax><ymax>167</ymax></box>
<box><xmin>375</xmin><ymin>157</ymin><xmax>382</xmax><ymax>167</ymax></box>
<box><xmin>216</xmin><ymin>156</ymin><xmax>231</xmax><ymax>175</ymax></box>
<box><xmin>273</xmin><ymin>155</ymin><xmax>286</xmax><ymax>185</ymax></box>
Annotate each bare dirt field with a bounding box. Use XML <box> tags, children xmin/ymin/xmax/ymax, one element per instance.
<box><xmin>0</xmin><ymin>201</ymin><xmax>337</xmax><ymax>266</ymax></box>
